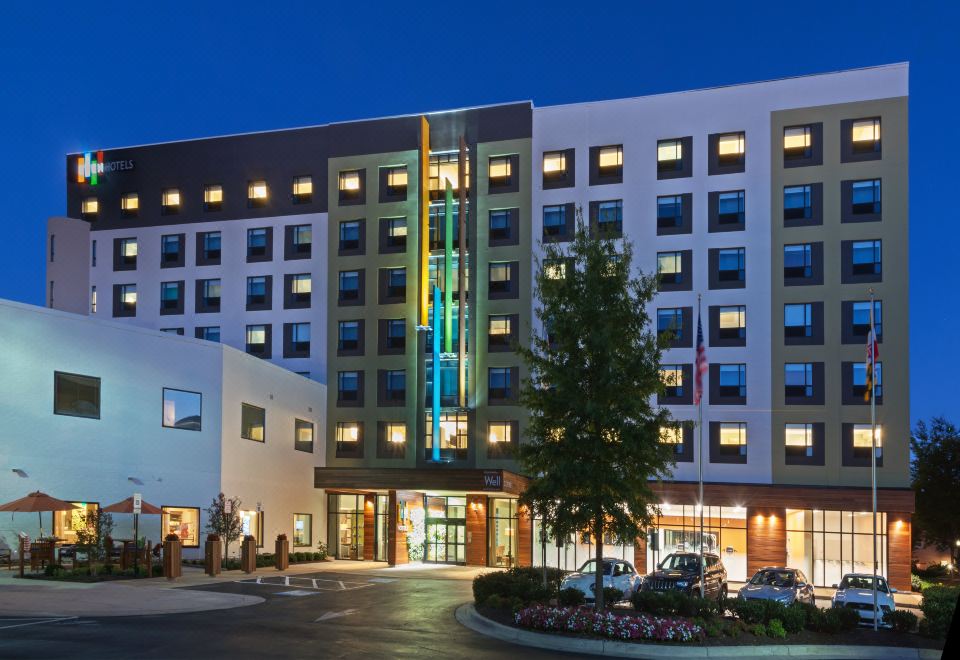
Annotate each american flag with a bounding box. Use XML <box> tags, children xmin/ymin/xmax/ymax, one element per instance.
<box><xmin>864</xmin><ymin>326</ymin><xmax>880</xmax><ymax>403</ymax></box>
<box><xmin>694</xmin><ymin>312</ymin><xmax>708</xmax><ymax>405</ymax></box>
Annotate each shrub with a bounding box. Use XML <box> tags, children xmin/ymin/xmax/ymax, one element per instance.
<box><xmin>919</xmin><ymin>585</ymin><xmax>959</xmax><ymax>638</ymax></box>
<box><xmin>472</xmin><ymin>569</ymin><xmax>552</xmax><ymax>607</ymax></box>
<box><xmin>751</xmin><ymin>623</ymin><xmax>766</xmax><ymax>637</ymax></box>
<box><xmin>507</xmin><ymin>566</ymin><xmax>566</xmax><ymax>592</ymax></box>
<box><xmin>558</xmin><ymin>588</ymin><xmax>586</xmax><ymax>607</ymax></box>
<box><xmin>151</xmin><ymin>563</ymin><xmax>164</xmax><ymax>577</ymax></box>
<box><xmin>515</xmin><ymin>605</ymin><xmax>703</xmax><ymax>642</ymax></box>
<box><xmin>883</xmin><ymin>609</ymin><xmax>918</xmax><ymax>633</ymax></box>
<box><xmin>914</xmin><ymin>563</ymin><xmax>949</xmax><ymax>580</ymax></box>
<box><xmin>810</xmin><ymin>607</ymin><xmax>860</xmax><ymax>634</ymax></box>
<box><xmin>44</xmin><ymin>564</ymin><xmax>65</xmax><ymax>577</ymax></box>
<box><xmin>780</xmin><ymin>602</ymin><xmax>809</xmax><ymax>634</ymax></box>
<box><xmin>632</xmin><ymin>590</ymin><xmax>723</xmax><ymax>619</ymax></box>
<box><xmin>603</xmin><ymin>587</ymin><xmax>624</xmax><ymax>604</ymax></box>
<box><xmin>704</xmin><ymin>620</ymin><xmax>722</xmax><ymax>638</ymax></box>
<box><xmin>767</xmin><ymin>619</ymin><xmax>787</xmax><ymax>639</ymax></box>
<box><xmin>910</xmin><ymin>574</ymin><xmax>923</xmax><ymax>592</ymax></box>
<box><xmin>484</xmin><ymin>594</ymin><xmax>505</xmax><ymax>610</ymax></box>
<box><xmin>316</xmin><ymin>543</ymin><xmax>328</xmax><ymax>560</ymax></box>
<box><xmin>294</xmin><ymin>552</ymin><xmax>305</xmax><ymax>562</ymax></box>
<box><xmin>730</xmin><ymin>598</ymin><xmax>768</xmax><ymax>624</ymax></box>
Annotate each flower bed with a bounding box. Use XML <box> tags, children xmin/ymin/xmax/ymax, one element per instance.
<box><xmin>514</xmin><ymin>605</ymin><xmax>703</xmax><ymax>642</ymax></box>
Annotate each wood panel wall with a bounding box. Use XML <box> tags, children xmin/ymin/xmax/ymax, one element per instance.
<box><xmin>362</xmin><ymin>494</ymin><xmax>375</xmax><ymax>561</ymax></box>
<box><xmin>747</xmin><ymin>507</ymin><xmax>787</xmax><ymax>576</ymax></box>
<box><xmin>887</xmin><ymin>513</ymin><xmax>912</xmax><ymax>591</ymax></box>
<box><xmin>387</xmin><ymin>490</ymin><xmax>399</xmax><ymax>566</ymax></box>
<box><xmin>517</xmin><ymin>506</ymin><xmax>533</xmax><ymax>567</ymax></box>
<box><xmin>634</xmin><ymin>534</ymin><xmax>647</xmax><ymax>574</ymax></box>
<box><xmin>466</xmin><ymin>495</ymin><xmax>488</xmax><ymax>567</ymax></box>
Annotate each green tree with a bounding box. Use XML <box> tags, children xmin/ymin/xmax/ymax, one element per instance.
<box><xmin>205</xmin><ymin>493</ymin><xmax>243</xmax><ymax>562</ymax></box>
<box><xmin>911</xmin><ymin>417</ymin><xmax>960</xmax><ymax>570</ymax></box>
<box><xmin>75</xmin><ymin>509</ymin><xmax>114</xmax><ymax>563</ymax></box>
<box><xmin>517</xmin><ymin>209</ymin><xmax>675</xmax><ymax>610</ymax></box>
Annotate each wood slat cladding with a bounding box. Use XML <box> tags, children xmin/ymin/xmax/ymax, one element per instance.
<box><xmin>387</xmin><ymin>490</ymin><xmax>399</xmax><ymax>566</ymax></box>
<box><xmin>634</xmin><ymin>535</ymin><xmax>647</xmax><ymax>574</ymax></box>
<box><xmin>389</xmin><ymin>490</ymin><xmax>421</xmax><ymax>566</ymax></box>
<box><xmin>315</xmin><ymin>467</ymin><xmax>529</xmax><ymax>495</ymax></box>
<box><xmin>887</xmin><ymin>513</ymin><xmax>912</xmax><ymax>591</ymax></box>
<box><xmin>747</xmin><ymin>507</ymin><xmax>787</xmax><ymax>576</ymax></box>
<box><xmin>649</xmin><ymin>482</ymin><xmax>914</xmax><ymax>513</ymax></box>
<box><xmin>517</xmin><ymin>506</ymin><xmax>533</xmax><ymax>567</ymax></box>
<box><xmin>362</xmin><ymin>494</ymin><xmax>375</xmax><ymax>561</ymax></box>
<box><xmin>466</xmin><ymin>495</ymin><xmax>488</xmax><ymax>567</ymax></box>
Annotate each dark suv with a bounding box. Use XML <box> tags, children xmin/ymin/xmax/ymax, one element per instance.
<box><xmin>642</xmin><ymin>552</ymin><xmax>728</xmax><ymax>600</ymax></box>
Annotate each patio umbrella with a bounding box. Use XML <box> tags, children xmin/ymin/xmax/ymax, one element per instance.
<box><xmin>0</xmin><ymin>491</ymin><xmax>79</xmax><ymax>536</ymax></box>
<box><xmin>103</xmin><ymin>496</ymin><xmax>163</xmax><ymax>576</ymax></box>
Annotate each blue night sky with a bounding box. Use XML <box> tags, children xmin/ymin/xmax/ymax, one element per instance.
<box><xmin>0</xmin><ymin>2</ymin><xmax>956</xmax><ymax>425</ymax></box>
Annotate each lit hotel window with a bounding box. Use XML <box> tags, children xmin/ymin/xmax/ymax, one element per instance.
<box><xmin>204</xmin><ymin>185</ymin><xmax>223</xmax><ymax>211</ymax></box>
<box><xmin>121</xmin><ymin>193</ymin><xmax>139</xmax><ymax>217</ymax></box>
<box><xmin>488</xmin><ymin>155</ymin><xmax>512</xmax><ymax>185</ymax></box>
<box><xmin>248</xmin><ymin>180</ymin><xmax>268</xmax><ymax>207</ymax></box>
<box><xmin>295</xmin><ymin>419</ymin><xmax>314</xmax><ymax>453</ymax></box>
<box><xmin>718</xmin><ymin>306</ymin><xmax>746</xmax><ymax>339</ymax></box>
<box><xmin>81</xmin><ymin>197</ymin><xmax>98</xmax><ymax>218</ymax></box>
<box><xmin>660</xmin><ymin>365</ymin><xmax>684</xmax><ymax>397</ymax></box>
<box><xmin>783</xmin><ymin>126</ymin><xmax>812</xmax><ymax>159</ymax></box>
<box><xmin>660</xmin><ymin>425</ymin><xmax>683</xmax><ymax>445</ymax></box>
<box><xmin>385</xmin><ymin>166</ymin><xmax>407</xmax><ymax>196</ymax></box>
<box><xmin>598</xmin><ymin>145</ymin><xmax>622</xmax><ymax>170</ymax></box>
<box><xmin>657</xmin><ymin>251</ymin><xmax>683</xmax><ymax>285</ymax></box>
<box><xmin>337</xmin><ymin>422</ymin><xmax>360</xmax><ymax>443</ymax></box>
<box><xmin>543</xmin><ymin>151</ymin><xmax>566</xmax><ymax>176</ymax></box>
<box><xmin>719</xmin><ymin>422</ymin><xmax>747</xmax><ymax>456</ymax></box>
<box><xmin>339</xmin><ymin>169</ymin><xmax>362</xmax><ymax>202</ymax></box>
<box><xmin>852</xmin><ymin>424</ymin><xmax>882</xmax><ymax>459</ymax></box>
<box><xmin>785</xmin><ymin>423</ymin><xmax>814</xmax><ymax>457</ymax></box>
<box><xmin>386</xmin><ymin>422</ymin><xmax>406</xmax><ymax>445</ymax></box>
<box><xmin>162</xmin><ymin>188</ymin><xmax>180</xmax><ymax>214</ymax></box>
<box><xmin>90</xmin><ymin>286</ymin><xmax>97</xmax><ymax>313</ymax></box>
<box><xmin>292</xmin><ymin>176</ymin><xmax>312</xmax><ymax>204</ymax></box>
<box><xmin>489</xmin><ymin>422</ymin><xmax>512</xmax><ymax>445</ymax></box>
<box><xmin>657</xmin><ymin>139</ymin><xmax>682</xmax><ymax>171</ymax></box>
<box><xmin>428</xmin><ymin>153</ymin><xmax>468</xmax><ymax>200</ymax></box>
<box><xmin>241</xmin><ymin>403</ymin><xmax>265</xmax><ymax>442</ymax></box>
<box><xmin>488</xmin><ymin>315</ymin><xmax>512</xmax><ymax>348</ymax></box>
<box><xmin>852</xmin><ymin>118</ymin><xmax>881</xmax><ymax>153</ymax></box>
<box><xmin>717</xmin><ymin>132</ymin><xmax>745</xmax><ymax>165</ymax></box>
<box><xmin>544</xmin><ymin>260</ymin><xmax>566</xmax><ymax>280</ymax></box>
<box><xmin>120</xmin><ymin>238</ymin><xmax>138</xmax><ymax>266</ymax></box>
<box><xmin>120</xmin><ymin>284</ymin><xmax>137</xmax><ymax>312</ymax></box>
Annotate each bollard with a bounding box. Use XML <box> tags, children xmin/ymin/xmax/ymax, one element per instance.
<box><xmin>275</xmin><ymin>534</ymin><xmax>289</xmax><ymax>571</ymax></box>
<box><xmin>105</xmin><ymin>536</ymin><xmax>116</xmax><ymax>569</ymax></box>
<box><xmin>163</xmin><ymin>533</ymin><xmax>182</xmax><ymax>580</ymax></box>
<box><xmin>240</xmin><ymin>535</ymin><xmax>257</xmax><ymax>574</ymax></box>
<box><xmin>205</xmin><ymin>534</ymin><xmax>222</xmax><ymax>576</ymax></box>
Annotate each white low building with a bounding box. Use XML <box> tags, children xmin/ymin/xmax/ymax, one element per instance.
<box><xmin>0</xmin><ymin>298</ymin><xmax>326</xmax><ymax>558</ymax></box>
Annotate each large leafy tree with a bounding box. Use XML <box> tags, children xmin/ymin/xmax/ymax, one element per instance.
<box><xmin>517</xmin><ymin>209</ymin><xmax>675</xmax><ymax>610</ymax></box>
<box><xmin>911</xmin><ymin>417</ymin><xmax>960</xmax><ymax>569</ymax></box>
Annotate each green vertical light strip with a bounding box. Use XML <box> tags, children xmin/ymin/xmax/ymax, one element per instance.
<box><xmin>443</xmin><ymin>179</ymin><xmax>454</xmax><ymax>354</ymax></box>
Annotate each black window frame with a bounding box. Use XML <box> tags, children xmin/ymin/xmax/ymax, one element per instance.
<box><xmin>53</xmin><ymin>371</ymin><xmax>101</xmax><ymax>419</ymax></box>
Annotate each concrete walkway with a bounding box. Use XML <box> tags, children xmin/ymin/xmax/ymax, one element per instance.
<box><xmin>456</xmin><ymin>603</ymin><xmax>941</xmax><ymax>660</ymax></box>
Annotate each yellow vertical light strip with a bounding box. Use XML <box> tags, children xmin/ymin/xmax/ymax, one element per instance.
<box><xmin>419</xmin><ymin>116</ymin><xmax>431</xmax><ymax>326</ymax></box>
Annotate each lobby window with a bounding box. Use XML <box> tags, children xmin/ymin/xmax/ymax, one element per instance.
<box><xmin>339</xmin><ymin>220</ymin><xmax>362</xmax><ymax>253</ymax></box>
<box><xmin>289</xmin><ymin>224</ymin><xmax>312</xmax><ymax>257</ymax></box>
<box><xmin>489</xmin><ymin>209</ymin><xmax>512</xmax><ymax>241</ymax></box>
<box><xmin>717</xmin><ymin>191</ymin><xmax>745</xmax><ymax>226</ymax></box>
<box><xmin>240</xmin><ymin>510</ymin><xmax>264</xmax><ymax>546</ymax></box>
<box><xmin>162</xmin><ymin>506</ymin><xmax>200</xmax><ymax>548</ymax></box>
<box><xmin>657</xmin><ymin>195</ymin><xmax>683</xmax><ymax>230</ymax></box>
<box><xmin>717</xmin><ymin>247</ymin><xmax>746</xmax><ymax>282</ymax></box>
<box><xmin>200</xmin><ymin>231</ymin><xmax>221</xmax><ymax>263</ymax></box>
<box><xmin>657</xmin><ymin>138</ymin><xmax>683</xmax><ymax>173</ymax></box>
<box><xmin>336</xmin><ymin>422</ymin><xmax>362</xmax><ymax>457</ymax></box>
<box><xmin>121</xmin><ymin>193</ymin><xmax>139</xmax><ymax>218</ymax></box>
<box><xmin>718</xmin><ymin>305</ymin><xmax>746</xmax><ymax>340</ymax></box>
<box><xmin>784</xmin><ymin>303</ymin><xmax>812</xmax><ymax>339</ymax></box>
<box><xmin>385</xmin><ymin>319</ymin><xmax>405</xmax><ymax>351</ymax></box>
<box><xmin>196</xmin><ymin>326</ymin><xmax>220</xmax><ymax>342</ymax></box>
<box><xmin>338</xmin><ymin>320</ymin><xmax>361</xmax><ymax>353</ymax></box>
<box><xmin>489</xmin><ymin>314</ymin><xmax>514</xmax><ymax>350</ymax></box>
<box><xmin>247</xmin><ymin>228</ymin><xmax>269</xmax><ymax>258</ymax></box>
<box><xmin>383</xmin><ymin>217</ymin><xmax>407</xmax><ymax>252</ymax></box>
<box><xmin>657</xmin><ymin>308</ymin><xmax>684</xmax><ymax>342</ymax></box>
<box><xmin>785</xmin><ymin>363</ymin><xmax>814</xmax><ymax>398</ymax></box>
<box><xmin>717</xmin><ymin>132</ymin><xmax>745</xmax><ymax>165</ymax></box>
<box><xmin>288</xmin><ymin>273</ymin><xmax>311</xmax><ymax>306</ymax></box>
<box><xmin>288</xmin><ymin>322</ymin><xmax>311</xmax><ymax>355</ymax></box>
<box><xmin>161</xmin><ymin>234</ymin><xmax>182</xmax><ymax>266</ymax></box>
<box><xmin>241</xmin><ymin>403</ymin><xmax>265</xmax><ymax>442</ymax></box>
<box><xmin>245</xmin><ymin>324</ymin><xmax>269</xmax><ymax>358</ymax></box>
<box><xmin>784</xmin><ymin>185</ymin><xmax>813</xmax><ymax>221</ymax></box>
<box><xmin>852</xmin><ymin>362</ymin><xmax>883</xmax><ymax>399</ymax></box>
<box><xmin>293</xmin><ymin>513</ymin><xmax>312</xmax><ymax>546</ymax></box>
<box><xmin>54</xmin><ymin>371</ymin><xmax>100</xmax><ymax>419</ymax></box>
<box><xmin>162</xmin><ymin>388</ymin><xmax>201</xmax><ymax>431</ymax></box>
<box><xmin>851</xmin><ymin>240</ymin><xmax>882</xmax><ymax>276</ymax></box>
<box><xmin>203</xmin><ymin>184</ymin><xmax>223</xmax><ymax>212</ymax></box>
<box><xmin>657</xmin><ymin>251</ymin><xmax>684</xmax><ymax>285</ymax></box>
<box><xmin>851</xmin><ymin>301</ymin><xmax>882</xmax><ymax>338</ymax></box>
<box><xmin>160</xmin><ymin>281</ymin><xmax>182</xmax><ymax>312</ymax></box>
<box><xmin>429</xmin><ymin>153</ymin><xmax>468</xmax><ymax>201</ymax></box>
<box><xmin>851</xmin><ymin>179</ymin><xmax>881</xmax><ymax>215</ymax></box>
<box><xmin>718</xmin><ymin>422</ymin><xmax>747</xmax><ymax>457</ymax></box>
<box><xmin>488</xmin><ymin>155</ymin><xmax>514</xmax><ymax>190</ymax></box>
<box><xmin>660</xmin><ymin>365</ymin><xmax>684</xmax><ymax>398</ymax></box>
<box><xmin>592</xmin><ymin>199</ymin><xmax>622</xmax><ymax>237</ymax></box>
<box><xmin>488</xmin><ymin>498</ymin><xmax>519</xmax><ymax>567</ymax></box>
<box><xmin>488</xmin><ymin>421</ymin><xmax>516</xmax><ymax>459</ymax></box>
<box><xmin>488</xmin><ymin>367</ymin><xmax>515</xmax><ymax>402</ymax></box>
<box><xmin>338</xmin><ymin>371</ymin><xmax>361</xmax><ymax>404</ymax></box>
<box><xmin>338</xmin><ymin>270</ymin><xmax>361</xmax><ymax>303</ymax></box>
<box><xmin>294</xmin><ymin>419</ymin><xmax>314</xmax><ymax>453</ymax></box>
<box><xmin>718</xmin><ymin>364</ymin><xmax>746</xmax><ymax>398</ymax></box>
<box><xmin>384</xmin><ymin>370</ymin><xmax>406</xmax><ymax>403</ymax></box>
<box><xmin>542</xmin><ymin>204</ymin><xmax>571</xmax><ymax>241</ymax></box>
<box><xmin>339</xmin><ymin>169</ymin><xmax>363</xmax><ymax>203</ymax></box>
<box><xmin>852</xmin><ymin>424</ymin><xmax>882</xmax><ymax>460</ymax></box>
<box><xmin>118</xmin><ymin>238</ymin><xmax>138</xmax><ymax>268</ymax></box>
<box><xmin>117</xmin><ymin>284</ymin><xmax>137</xmax><ymax>315</ymax></box>
<box><xmin>247</xmin><ymin>180</ymin><xmax>268</xmax><ymax>207</ymax></box>
<box><xmin>851</xmin><ymin>118</ymin><xmax>881</xmax><ymax>154</ymax></box>
<box><xmin>785</xmin><ymin>424</ymin><xmax>814</xmax><ymax>458</ymax></box>
<box><xmin>592</xmin><ymin>144</ymin><xmax>623</xmax><ymax>184</ymax></box>
<box><xmin>81</xmin><ymin>197</ymin><xmax>98</xmax><ymax>219</ymax></box>
<box><xmin>162</xmin><ymin>188</ymin><xmax>180</xmax><ymax>214</ymax></box>
<box><xmin>292</xmin><ymin>175</ymin><xmax>313</xmax><ymax>204</ymax></box>
<box><xmin>784</xmin><ymin>125</ymin><xmax>812</xmax><ymax>160</ymax></box>
<box><xmin>383</xmin><ymin>165</ymin><xmax>408</xmax><ymax>199</ymax></box>
<box><xmin>246</xmin><ymin>276</ymin><xmax>268</xmax><ymax>307</ymax></box>
<box><xmin>199</xmin><ymin>279</ymin><xmax>221</xmax><ymax>311</ymax></box>
<box><xmin>784</xmin><ymin>243</ymin><xmax>813</xmax><ymax>279</ymax></box>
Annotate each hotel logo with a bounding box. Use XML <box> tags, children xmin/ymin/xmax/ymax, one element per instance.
<box><xmin>75</xmin><ymin>151</ymin><xmax>134</xmax><ymax>185</ymax></box>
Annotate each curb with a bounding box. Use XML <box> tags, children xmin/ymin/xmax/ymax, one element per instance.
<box><xmin>454</xmin><ymin>603</ymin><xmax>941</xmax><ymax>660</ymax></box>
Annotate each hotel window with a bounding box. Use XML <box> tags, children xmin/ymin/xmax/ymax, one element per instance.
<box><xmin>488</xmin><ymin>367</ymin><xmax>515</xmax><ymax>403</ymax></box>
<box><xmin>489</xmin><ymin>209</ymin><xmax>512</xmax><ymax>242</ymax></box>
<box><xmin>292</xmin><ymin>175</ymin><xmax>313</xmax><ymax>204</ymax></box>
<box><xmin>851</xmin><ymin>362</ymin><xmax>882</xmax><ymax>400</ymax></box>
<box><xmin>784</xmin><ymin>185</ymin><xmax>813</xmax><ymax>221</ymax></box>
<box><xmin>381</xmin><ymin>165</ymin><xmax>408</xmax><ymax>201</ymax></box>
<box><xmin>160</xmin><ymin>328</ymin><xmax>184</xmax><ymax>335</ymax></box>
<box><xmin>717</xmin><ymin>364</ymin><xmax>746</xmax><ymax>398</ymax></box>
<box><xmin>383</xmin><ymin>369</ymin><xmax>406</xmax><ymax>404</ymax></box>
<box><xmin>715</xmin><ymin>247</ymin><xmax>746</xmax><ymax>284</ymax></box>
<box><xmin>339</xmin><ymin>220</ymin><xmax>362</xmax><ymax>254</ymax></box>
<box><xmin>162</xmin><ymin>388</ymin><xmax>201</xmax><ymax>431</ymax></box>
<box><xmin>543</xmin><ymin>259</ymin><xmax>567</xmax><ymax>281</ymax></box>
<box><xmin>199</xmin><ymin>231</ymin><xmax>221</xmax><ymax>265</ymax></box>
<box><xmin>338</xmin><ymin>270</ymin><xmax>362</xmax><ymax>304</ymax></box>
<box><xmin>116</xmin><ymin>283</ymin><xmax>137</xmax><ymax>316</ymax></box>
<box><xmin>245</xmin><ymin>324</ymin><xmax>270</xmax><ymax>358</ymax></box>
<box><xmin>852</xmin><ymin>424</ymin><xmax>882</xmax><ymax>460</ymax></box>
<box><xmin>660</xmin><ymin>365</ymin><xmax>684</xmax><ymax>398</ymax></box>
<box><xmin>246</xmin><ymin>275</ymin><xmax>269</xmax><ymax>308</ymax></box>
<box><xmin>162</xmin><ymin>506</ymin><xmax>200</xmax><ymax>547</ymax></box>
<box><xmin>488</xmin><ymin>421</ymin><xmax>516</xmax><ymax>459</ymax></box>
<box><xmin>121</xmin><ymin>193</ymin><xmax>139</xmax><ymax>218</ymax></box>
<box><xmin>488</xmin><ymin>314</ymin><xmax>514</xmax><ymax>351</ymax></box>
<box><xmin>203</xmin><ymin>184</ymin><xmax>223</xmax><ymax>211</ymax></box>
<box><xmin>710</xmin><ymin>132</ymin><xmax>745</xmax><ymax>174</ymax></box>
<box><xmin>196</xmin><ymin>326</ymin><xmax>220</xmax><ymax>342</ymax></box>
<box><xmin>338</xmin><ymin>169</ymin><xmax>363</xmax><ymax>203</ymax></box>
<box><xmin>718</xmin><ymin>422</ymin><xmax>747</xmax><ymax>457</ymax></box>
<box><xmin>381</xmin><ymin>267</ymin><xmax>406</xmax><ymax>302</ymax></box>
<box><xmin>784</xmin><ymin>125</ymin><xmax>812</xmax><ymax>160</ymax></box>
<box><xmin>660</xmin><ymin>425</ymin><xmax>683</xmax><ymax>450</ymax></box>
<box><xmin>784</xmin><ymin>303</ymin><xmax>813</xmax><ymax>339</ymax></box>
<box><xmin>591</xmin><ymin>199</ymin><xmax>622</xmax><ymax>237</ymax></box>
<box><xmin>850</xmin><ymin>301</ymin><xmax>882</xmax><ymax>339</ymax></box>
<box><xmin>91</xmin><ymin>240</ymin><xmax>96</xmax><ymax>267</ymax></box>
<box><xmin>657</xmin><ymin>251</ymin><xmax>684</xmax><ymax>285</ymax></box>
<box><xmin>424</xmin><ymin>412</ymin><xmax>468</xmax><ymax>460</ymax></box>
<box><xmin>162</xmin><ymin>188</ymin><xmax>180</xmax><ymax>214</ymax></box>
<box><xmin>160</xmin><ymin>281</ymin><xmax>182</xmax><ymax>313</ymax></box>
<box><xmin>378</xmin><ymin>422</ymin><xmax>406</xmax><ymax>459</ymax></box>
<box><xmin>488</xmin><ymin>262</ymin><xmax>516</xmax><ymax>298</ymax></box>
<box><xmin>336</xmin><ymin>422</ymin><xmax>362</xmax><ymax>458</ymax></box>
<box><xmin>429</xmin><ymin>153</ymin><xmax>468</xmax><ymax>201</ymax></box>
<box><xmin>717</xmin><ymin>305</ymin><xmax>746</xmax><ymax>341</ymax></box>
<box><xmin>90</xmin><ymin>286</ymin><xmax>96</xmax><ymax>313</ymax></box>
<box><xmin>784</xmin><ymin>243</ymin><xmax>813</xmax><ymax>279</ymax></box>
<box><xmin>54</xmin><ymin>371</ymin><xmax>100</xmax><ymax>419</ymax></box>
<box><xmin>295</xmin><ymin>419</ymin><xmax>314</xmax><ymax>453</ymax></box>
<box><xmin>785</xmin><ymin>363</ymin><xmax>814</xmax><ymax>399</ymax></box>
<box><xmin>81</xmin><ymin>197</ymin><xmax>98</xmax><ymax>219</ymax></box>
<box><xmin>384</xmin><ymin>318</ymin><xmax>406</xmax><ymax>351</ymax></box>
<box><xmin>240</xmin><ymin>510</ymin><xmax>264</xmax><ymax>546</ymax></box>
<box><xmin>198</xmin><ymin>278</ymin><xmax>221</xmax><ymax>312</ymax></box>
<box><xmin>286</xmin><ymin>224</ymin><xmax>312</xmax><ymax>259</ymax></box>
<box><xmin>382</xmin><ymin>217</ymin><xmax>407</xmax><ymax>252</ymax></box>
<box><xmin>247</xmin><ymin>180</ymin><xmax>268</xmax><ymax>207</ymax></box>
<box><xmin>657</xmin><ymin>308</ymin><xmax>684</xmax><ymax>342</ymax></box>
<box><xmin>287</xmin><ymin>273</ymin><xmax>311</xmax><ymax>307</ymax></box>
<box><xmin>591</xmin><ymin>144</ymin><xmax>623</xmax><ymax>184</ymax></box>
<box><xmin>241</xmin><ymin>403</ymin><xmax>265</xmax><ymax>442</ymax></box>
<box><xmin>657</xmin><ymin>138</ymin><xmax>683</xmax><ymax>174</ymax></box>
<box><xmin>293</xmin><ymin>513</ymin><xmax>312</xmax><ymax>546</ymax></box>
<box><xmin>338</xmin><ymin>320</ymin><xmax>361</xmax><ymax>353</ymax></box>
<box><xmin>850</xmin><ymin>118</ymin><xmax>881</xmax><ymax>155</ymax></box>
<box><xmin>851</xmin><ymin>240</ymin><xmax>882</xmax><ymax>276</ymax></box>
<box><xmin>338</xmin><ymin>371</ymin><xmax>362</xmax><ymax>405</ymax></box>
<box><xmin>657</xmin><ymin>195</ymin><xmax>683</xmax><ymax>230</ymax></box>
<box><xmin>287</xmin><ymin>322</ymin><xmax>311</xmax><ymax>356</ymax></box>
<box><xmin>247</xmin><ymin>228</ymin><xmax>269</xmax><ymax>259</ymax></box>
<box><xmin>117</xmin><ymin>238</ymin><xmax>138</xmax><ymax>269</ymax></box>
<box><xmin>161</xmin><ymin>234</ymin><xmax>183</xmax><ymax>267</ymax></box>
<box><xmin>542</xmin><ymin>150</ymin><xmax>573</xmax><ymax>188</ymax></box>
<box><xmin>488</xmin><ymin>155</ymin><xmax>515</xmax><ymax>191</ymax></box>
<box><xmin>542</xmin><ymin>204</ymin><xmax>572</xmax><ymax>241</ymax></box>
<box><xmin>715</xmin><ymin>190</ymin><xmax>745</xmax><ymax>228</ymax></box>
<box><xmin>785</xmin><ymin>424</ymin><xmax>814</xmax><ymax>458</ymax></box>
<box><xmin>849</xmin><ymin>179</ymin><xmax>881</xmax><ymax>217</ymax></box>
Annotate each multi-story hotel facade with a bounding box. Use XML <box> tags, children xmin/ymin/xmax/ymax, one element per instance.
<box><xmin>45</xmin><ymin>63</ymin><xmax>912</xmax><ymax>588</ymax></box>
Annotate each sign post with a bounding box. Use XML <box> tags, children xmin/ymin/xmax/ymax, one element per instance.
<box><xmin>133</xmin><ymin>493</ymin><xmax>142</xmax><ymax>577</ymax></box>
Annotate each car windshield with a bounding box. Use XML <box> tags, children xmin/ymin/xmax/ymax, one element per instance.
<box><xmin>839</xmin><ymin>576</ymin><xmax>889</xmax><ymax>593</ymax></box>
<box><xmin>658</xmin><ymin>554</ymin><xmax>701</xmax><ymax>571</ymax></box>
<box><xmin>579</xmin><ymin>560</ymin><xmax>613</xmax><ymax>576</ymax></box>
<box><xmin>749</xmin><ymin>570</ymin><xmax>796</xmax><ymax>587</ymax></box>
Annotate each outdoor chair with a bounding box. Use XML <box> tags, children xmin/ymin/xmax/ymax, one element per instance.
<box><xmin>0</xmin><ymin>546</ymin><xmax>12</xmax><ymax>570</ymax></box>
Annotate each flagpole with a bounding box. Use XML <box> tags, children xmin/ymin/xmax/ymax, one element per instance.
<box><xmin>869</xmin><ymin>288</ymin><xmax>878</xmax><ymax>631</ymax></box>
<box><xmin>697</xmin><ymin>293</ymin><xmax>705</xmax><ymax>600</ymax></box>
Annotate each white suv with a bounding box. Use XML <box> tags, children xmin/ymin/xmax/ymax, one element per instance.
<box><xmin>830</xmin><ymin>573</ymin><xmax>898</xmax><ymax>626</ymax></box>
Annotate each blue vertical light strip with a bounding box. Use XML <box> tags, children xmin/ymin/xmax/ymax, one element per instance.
<box><xmin>432</xmin><ymin>285</ymin><xmax>441</xmax><ymax>462</ymax></box>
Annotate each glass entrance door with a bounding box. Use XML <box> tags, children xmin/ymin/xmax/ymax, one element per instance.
<box><xmin>423</xmin><ymin>496</ymin><xmax>466</xmax><ymax>565</ymax></box>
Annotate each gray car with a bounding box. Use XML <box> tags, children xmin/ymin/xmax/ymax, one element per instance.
<box><xmin>737</xmin><ymin>567</ymin><xmax>816</xmax><ymax>605</ymax></box>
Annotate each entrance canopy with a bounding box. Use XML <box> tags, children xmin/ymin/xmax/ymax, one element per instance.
<box><xmin>314</xmin><ymin>467</ymin><xmax>528</xmax><ymax>497</ymax></box>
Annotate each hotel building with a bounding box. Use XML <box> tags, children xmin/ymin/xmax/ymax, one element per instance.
<box><xmin>44</xmin><ymin>63</ymin><xmax>912</xmax><ymax>588</ymax></box>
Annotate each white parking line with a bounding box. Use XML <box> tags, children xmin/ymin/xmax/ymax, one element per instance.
<box><xmin>0</xmin><ymin>617</ymin><xmax>77</xmax><ymax>630</ymax></box>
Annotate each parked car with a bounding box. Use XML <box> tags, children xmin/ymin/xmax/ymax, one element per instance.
<box><xmin>559</xmin><ymin>558</ymin><xmax>642</xmax><ymax>601</ymax></box>
<box><xmin>642</xmin><ymin>552</ymin><xmax>728</xmax><ymax>600</ymax></box>
<box><xmin>738</xmin><ymin>567</ymin><xmax>816</xmax><ymax>605</ymax></box>
<box><xmin>830</xmin><ymin>573</ymin><xmax>898</xmax><ymax>626</ymax></box>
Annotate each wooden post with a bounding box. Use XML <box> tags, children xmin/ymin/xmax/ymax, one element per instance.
<box><xmin>205</xmin><ymin>535</ymin><xmax>222</xmax><ymax>576</ymax></box>
<box><xmin>163</xmin><ymin>534</ymin><xmax>182</xmax><ymax>580</ymax></box>
<box><xmin>240</xmin><ymin>535</ymin><xmax>257</xmax><ymax>573</ymax></box>
<box><xmin>275</xmin><ymin>535</ymin><xmax>289</xmax><ymax>570</ymax></box>
<box><xmin>18</xmin><ymin>536</ymin><xmax>25</xmax><ymax>578</ymax></box>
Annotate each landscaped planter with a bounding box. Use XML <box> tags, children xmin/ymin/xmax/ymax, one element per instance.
<box><xmin>515</xmin><ymin>605</ymin><xmax>703</xmax><ymax>642</ymax></box>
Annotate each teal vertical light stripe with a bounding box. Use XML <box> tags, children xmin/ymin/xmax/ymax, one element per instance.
<box><xmin>432</xmin><ymin>285</ymin><xmax>441</xmax><ymax>462</ymax></box>
<box><xmin>443</xmin><ymin>180</ymin><xmax>453</xmax><ymax>354</ymax></box>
